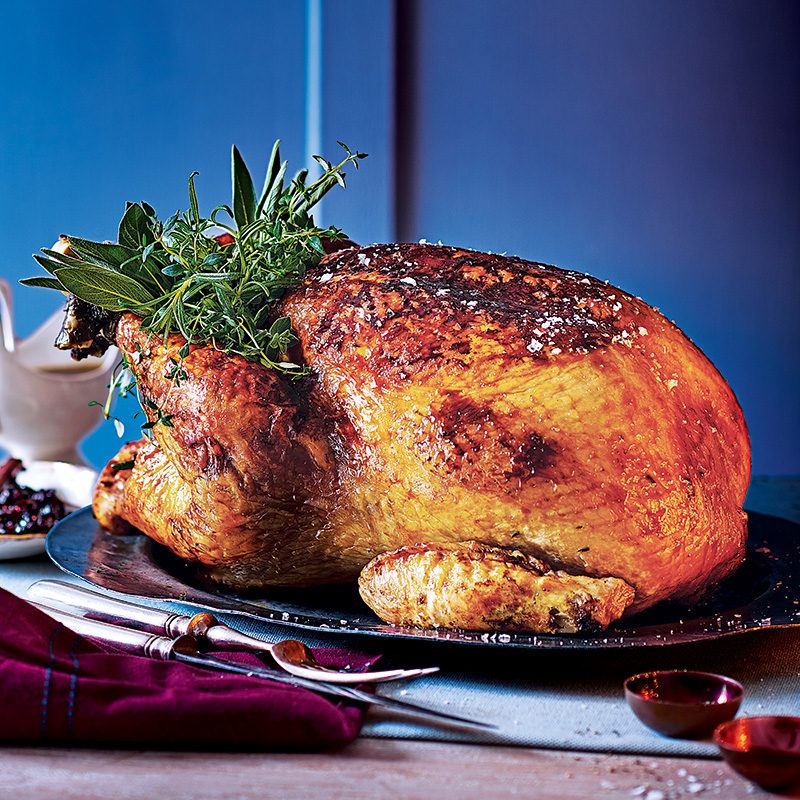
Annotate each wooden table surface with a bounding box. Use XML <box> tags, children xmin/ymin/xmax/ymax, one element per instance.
<box><xmin>0</xmin><ymin>738</ymin><xmax>796</xmax><ymax>799</ymax></box>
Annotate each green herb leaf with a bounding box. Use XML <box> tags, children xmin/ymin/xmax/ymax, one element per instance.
<box><xmin>188</xmin><ymin>172</ymin><xmax>200</xmax><ymax>223</ymax></box>
<box><xmin>55</xmin><ymin>266</ymin><xmax>155</xmax><ymax>310</ymax></box>
<box><xmin>32</xmin><ymin>254</ymin><xmax>65</xmax><ymax>276</ymax></box>
<box><xmin>257</xmin><ymin>139</ymin><xmax>282</xmax><ymax>216</ymax></box>
<box><xmin>164</xmin><ymin>211</ymin><xmax>180</xmax><ymax>232</ymax></box>
<box><xmin>19</xmin><ymin>276</ymin><xmax>65</xmax><ymax>291</ymax></box>
<box><xmin>231</xmin><ymin>145</ymin><xmax>256</xmax><ymax>229</ymax></box>
<box><xmin>118</xmin><ymin>202</ymin><xmax>151</xmax><ymax>249</ymax></box>
<box><xmin>66</xmin><ymin>237</ymin><xmax>136</xmax><ymax>270</ymax></box>
<box><xmin>39</xmin><ymin>247</ymin><xmax>109</xmax><ymax>272</ymax></box>
<box><xmin>261</xmin><ymin>159</ymin><xmax>287</xmax><ymax>220</ymax></box>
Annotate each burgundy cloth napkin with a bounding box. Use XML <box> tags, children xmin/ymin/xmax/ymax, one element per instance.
<box><xmin>0</xmin><ymin>587</ymin><xmax>377</xmax><ymax>750</ymax></box>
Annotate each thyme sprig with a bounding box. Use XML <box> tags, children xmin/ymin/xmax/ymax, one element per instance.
<box><xmin>22</xmin><ymin>140</ymin><xmax>366</xmax><ymax>375</ymax></box>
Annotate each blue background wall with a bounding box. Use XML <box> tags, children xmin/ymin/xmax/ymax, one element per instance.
<box><xmin>395</xmin><ymin>0</ymin><xmax>800</xmax><ymax>476</ymax></box>
<box><xmin>1</xmin><ymin>0</ymin><xmax>797</xmax><ymax>475</ymax></box>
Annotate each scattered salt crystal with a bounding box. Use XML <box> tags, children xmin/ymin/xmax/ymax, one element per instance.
<box><xmin>686</xmin><ymin>783</ymin><xmax>704</xmax><ymax>794</ymax></box>
<box><xmin>645</xmin><ymin>791</ymin><xmax>664</xmax><ymax>800</ymax></box>
<box><xmin>551</xmin><ymin>347</ymin><xmax>562</xmax><ymax>355</ymax></box>
<box><xmin>630</xmin><ymin>787</ymin><xmax>646</xmax><ymax>797</ymax></box>
<box><xmin>580</xmin><ymin>278</ymin><xmax>591</xmax><ymax>284</ymax></box>
<box><xmin>400</xmin><ymin>276</ymin><xmax>418</xmax><ymax>286</ymax></box>
<box><xmin>319</xmin><ymin>273</ymin><xmax>334</xmax><ymax>283</ymax></box>
<box><xmin>638</xmin><ymin>326</ymin><xmax>648</xmax><ymax>336</ymax></box>
<box><xmin>418</xmin><ymin>238</ymin><xmax>428</xmax><ymax>244</ymax></box>
<box><xmin>527</xmin><ymin>339</ymin><xmax>543</xmax><ymax>353</ymax></box>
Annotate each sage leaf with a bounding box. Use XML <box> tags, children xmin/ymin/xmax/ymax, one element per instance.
<box><xmin>232</xmin><ymin>145</ymin><xmax>256</xmax><ymax>229</ymax></box>
<box><xmin>202</xmin><ymin>252</ymin><xmax>224</xmax><ymax>267</ymax></box>
<box><xmin>164</xmin><ymin>211</ymin><xmax>180</xmax><ymax>232</ymax></box>
<box><xmin>67</xmin><ymin>237</ymin><xmax>135</xmax><ymax>270</ymax></box>
<box><xmin>19</xmin><ymin>276</ymin><xmax>66</xmax><ymax>291</ymax></box>
<box><xmin>40</xmin><ymin>247</ymin><xmax>113</xmax><ymax>272</ymax></box>
<box><xmin>55</xmin><ymin>266</ymin><xmax>155</xmax><ymax>310</ymax></box>
<box><xmin>257</xmin><ymin>139</ymin><xmax>282</xmax><ymax>216</ymax></box>
<box><xmin>261</xmin><ymin>159</ymin><xmax>287</xmax><ymax>221</ymax></box>
<box><xmin>118</xmin><ymin>202</ymin><xmax>150</xmax><ymax>249</ymax></box>
<box><xmin>32</xmin><ymin>254</ymin><xmax>65</xmax><ymax>276</ymax></box>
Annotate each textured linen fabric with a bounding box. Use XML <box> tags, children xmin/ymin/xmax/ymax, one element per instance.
<box><xmin>0</xmin><ymin>476</ymin><xmax>797</xmax><ymax>755</ymax></box>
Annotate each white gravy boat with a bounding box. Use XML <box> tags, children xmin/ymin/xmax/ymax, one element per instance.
<box><xmin>0</xmin><ymin>279</ymin><xmax>118</xmax><ymax>465</ymax></box>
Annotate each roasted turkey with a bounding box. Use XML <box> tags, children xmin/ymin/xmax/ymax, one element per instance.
<box><xmin>92</xmin><ymin>243</ymin><xmax>750</xmax><ymax>633</ymax></box>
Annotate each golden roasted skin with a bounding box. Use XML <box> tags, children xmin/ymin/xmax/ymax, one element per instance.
<box><xmin>358</xmin><ymin>542</ymin><xmax>636</xmax><ymax>633</ymax></box>
<box><xmin>92</xmin><ymin>440</ymin><xmax>141</xmax><ymax>535</ymax></box>
<box><xmin>109</xmin><ymin>318</ymin><xmax>345</xmax><ymax>586</ymax></box>
<box><xmin>98</xmin><ymin>243</ymin><xmax>750</xmax><ymax>629</ymax></box>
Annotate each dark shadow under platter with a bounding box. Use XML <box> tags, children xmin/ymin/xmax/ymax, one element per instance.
<box><xmin>45</xmin><ymin>507</ymin><xmax>800</xmax><ymax>649</ymax></box>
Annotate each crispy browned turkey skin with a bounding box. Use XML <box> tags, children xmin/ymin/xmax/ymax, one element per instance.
<box><xmin>93</xmin><ymin>243</ymin><xmax>750</xmax><ymax>631</ymax></box>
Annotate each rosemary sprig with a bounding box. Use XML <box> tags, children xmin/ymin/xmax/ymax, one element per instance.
<box><xmin>22</xmin><ymin>140</ymin><xmax>366</xmax><ymax>375</ymax></box>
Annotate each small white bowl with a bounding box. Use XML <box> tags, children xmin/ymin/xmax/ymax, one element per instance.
<box><xmin>0</xmin><ymin>460</ymin><xmax>97</xmax><ymax>560</ymax></box>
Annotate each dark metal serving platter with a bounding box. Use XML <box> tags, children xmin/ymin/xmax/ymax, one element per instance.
<box><xmin>46</xmin><ymin>507</ymin><xmax>800</xmax><ymax>650</ymax></box>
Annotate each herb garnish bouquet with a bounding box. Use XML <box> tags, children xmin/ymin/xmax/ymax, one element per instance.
<box><xmin>23</xmin><ymin>141</ymin><xmax>366</xmax><ymax>376</ymax></box>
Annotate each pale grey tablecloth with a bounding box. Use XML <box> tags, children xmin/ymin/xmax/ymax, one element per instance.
<box><xmin>1</xmin><ymin>477</ymin><xmax>798</xmax><ymax>757</ymax></box>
